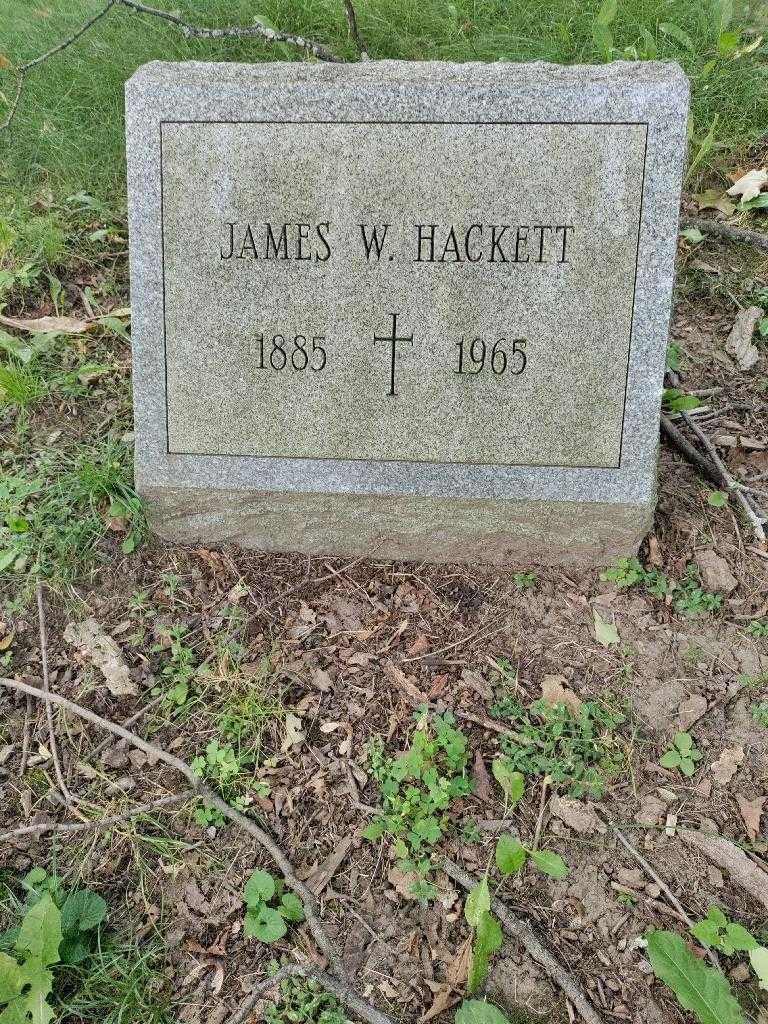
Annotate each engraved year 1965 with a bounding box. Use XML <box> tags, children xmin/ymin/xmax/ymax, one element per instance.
<box><xmin>454</xmin><ymin>336</ymin><xmax>527</xmax><ymax>376</ymax></box>
<box><xmin>255</xmin><ymin>332</ymin><xmax>327</xmax><ymax>372</ymax></box>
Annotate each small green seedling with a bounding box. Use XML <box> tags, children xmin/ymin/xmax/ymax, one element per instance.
<box><xmin>464</xmin><ymin>832</ymin><xmax>568</xmax><ymax>993</ymax></box>
<box><xmin>512</xmin><ymin>572</ymin><xmax>537</xmax><ymax>591</ymax></box>
<box><xmin>746</xmin><ymin>619</ymin><xmax>768</xmax><ymax>639</ymax></box>
<box><xmin>264</xmin><ymin>972</ymin><xmax>350</xmax><ymax>1024</ymax></box>
<box><xmin>691</xmin><ymin>906</ymin><xmax>758</xmax><ymax>956</ymax></box>
<box><xmin>495</xmin><ymin>834</ymin><xmax>569</xmax><ymax>881</ymax></box>
<box><xmin>705</xmin><ymin>490</ymin><xmax>728</xmax><ymax>508</ymax></box>
<box><xmin>362</xmin><ymin>709</ymin><xmax>473</xmax><ymax>886</ymax></box>
<box><xmin>752</xmin><ymin>702</ymin><xmax>768</xmax><ymax>728</ymax></box>
<box><xmin>242</xmin><ymin>869</ymin><xmax>304</xmax><ymax>944</ymax></box>
<box><xmin>660</xmin><ymin>732</ymin><xmax>702</xmax><ymax>777</ymax></box>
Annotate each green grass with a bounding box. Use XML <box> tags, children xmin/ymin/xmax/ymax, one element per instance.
<box><xmin>55</xmin><ymin>941</ymin><xmax>179</xmax><ymax>1024</ymax></box>
<box><xmin>0</xmin><ymin>438</ymin><xmax>144</xmax><ymax>596</ymax></box>
<box><xmin>1</xmin><ymin>0</ymin><xmax>767</xmax><ymax>198</ymax></box>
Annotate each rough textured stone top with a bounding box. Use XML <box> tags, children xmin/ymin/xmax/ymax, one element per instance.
<box><xmin>126</xmin><ymin>60</ymin><xmax>688</xmax><ymax>514</ymax></box>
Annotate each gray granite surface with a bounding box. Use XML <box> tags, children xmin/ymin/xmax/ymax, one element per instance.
<box><xmin>126</xmin><ymin>59</ymin><xmax>689</xmax><ymax>565</ymax></box>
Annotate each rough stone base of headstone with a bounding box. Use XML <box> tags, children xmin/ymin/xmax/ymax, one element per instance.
<box><xmin>140</xmin><ymin>485</ymin><xmax>653</xmax><ymax>567</ymax></box>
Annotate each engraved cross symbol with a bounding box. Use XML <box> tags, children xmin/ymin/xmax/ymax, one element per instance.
<box><xmin>373</xmin><ymin>312</ymin><xmax>413</xmax><ymax>397</ymax></box>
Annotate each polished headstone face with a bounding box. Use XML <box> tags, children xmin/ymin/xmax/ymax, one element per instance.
<box><xmin>126</xmin><ymin>60</ymin><xmax>689</xmax><ymax>565</ymax></box>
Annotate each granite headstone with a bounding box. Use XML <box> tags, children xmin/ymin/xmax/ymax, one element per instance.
<box><xmin>126</xmin><ymin>60</ymin><xmax>688</xmax><ymax>565</ymax></box>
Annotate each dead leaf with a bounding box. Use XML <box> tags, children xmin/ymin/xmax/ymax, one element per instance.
<box><xmin>549</xmin><ymin>794</ymin><xmax>606</xmax><ymax>835</ymax></box>
<box><xmin>387</xmin><ymin>865</ymin><xmax>421</xmax><ymax>900</ymax></box>
<box><xmin>711</xmin><ymin>745</ymin><xmax>744</xmax><ymax>786</ymax></box>
<box><xmin>303</xmin><ymin>835</ymin><xmax>353</xmax><ymax>895</ymax></box>
<box><xmin>677</xmin><ymin>694</ymin><xmax>708</xmax><ymax>730</ymax></box>
<box><xmin>0</xmin><ymin>313</ymin><xmax>89</xmax><ymax>335</ymax></box>
<box><xmin>280</xmin><ymin>712</ymin><xmax>305</xmax><ymax>751</ymax></box>
<box><xmin>446</xmin><ymin>934</ymin><xmax>473</xmax><ymax>989</ymax></box>
<box><xmin>472</xmin><ymin>750</ymin><xmax>493</xmax><ymax>804</ymax></box>
<box><xmin>0</xmin><ymin>54</ymin><xmax>11</xmax><ymax>70</ymax></box>
<box><xmin>593</xmin><ymin>608</ymin><xmax>620</xmax><ymax>646</ymax></box>
<box><xmin>63</xmin><ymin>618</ymin><xmax>137</xmax><ymax>696</ymax></box>
<box><xmin>540</xmin><ymin>675</ymin><xmax>582</xmax><ymax>716</ymax></box>
<box><xmin>385</xmin><ymin>659</ymin><xmax>427</xmax><ymax>702</ymax></box>
<box><xmin>420</xmin><ymin>985</ymin><xmax>458</xmax><ymax>1023</ymax></box>
<box><xmin>727</xmin><ymin>168</ymin><xmax>768</xmax><ymax>203</ymax></box>
<box><xmin>636</xmin><ymin>794</ymin><xmax>666</xmax><ymax>826</ymax></box>
<box><xmin>725</xmin><ymin>305</ymin><xmax>761</xmax><ymax>371</ymax></box>
<box><xmin>736</xmin><ymin>794</ymin><xmax>764</xmax><ymax>842</ymax></box>
<box><xmin>694</xmin><ymin>189</ymin><xmax>736</xmax><ymax>217</ymax></box>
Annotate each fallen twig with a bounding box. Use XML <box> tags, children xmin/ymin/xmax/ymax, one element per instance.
<box><xmin>36</xmin><ymin>584</ymin><xmax>74</xmax><ymax>805</ymax></box>
<box><xmin>660</xmin><ymin>411</ymin><xmax>767</xmax><ymax>544</ymax></box>
<box><xmin>1</xmin><ymin>0</ymin><xmax>344</xmax><ymax>131</ymax></box>
<box><xmin>18</xmin><ymin>693</ymin><xmax>32</xmax><ymax>776</ymax></box>
<box><xmin>680</xmin><ymin>217</ymin><xmax>768</xmax><ymax>251</ymax></box>
<box><xmin>442</xmin><ymin>858</ymin><xmax>603</xmax><ymax>1024</ymax></box>
<box><xmin>604</xmin><ymin>820</ymin><xmax>720</xmax><ymax>969</ymax></box>
<box><xmin>343</xmin><ymin>1</ymin><xmax>369</xmax><ymax>59</ymax></box>
<box><xmin>0</xmin><ymin>792</ymin><xmax>190</xmax><ymax>843</ymax></box>
<box><xmin>0</xmin><ymin>676</ymin><xmax>345</xmax><ymax>980</ymax></box>
<box><xmin>229</xmin><ymin>963</ymin><xmax>393</xmax><ymax>1024</ymax></box>
<box><xmin>680</xmin><ymin>829</ymin><xmax>768</xmax><ymax>913</ymax></box>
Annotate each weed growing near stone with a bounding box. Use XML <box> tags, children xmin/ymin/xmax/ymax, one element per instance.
<box><xmin>489</xmin><ymin>694</ymin><xmax>625</xmax><ymax>798</ymax></box>
<box><xmin>363</xmin><ymin>709</ymin><xmax>473</xmax><ymax>885</ymax></box>
<box><xmin>601</xmin><ymin>557</ymin><xmax>722</xmax><ymax>615</ymax></box>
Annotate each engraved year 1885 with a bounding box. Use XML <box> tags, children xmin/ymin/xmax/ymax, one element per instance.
<box><xmin>255</xmin><ymin>332</ymin><xmax>326</xmax><ymax>372</ymax></box>
<box><xmin>454</xmin><ymin>336</ymin><xmax>527</xmax><ymax>377</ymax></box>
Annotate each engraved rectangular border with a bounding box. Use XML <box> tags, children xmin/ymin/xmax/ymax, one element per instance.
<box><xmin>159</xmin><ymin>119</ymin><xmax>649</xmax><ymax>470</ymax></box>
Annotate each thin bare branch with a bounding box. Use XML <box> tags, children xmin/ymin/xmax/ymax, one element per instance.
<box><xmin>0</xmin><ymin>792</ymin><xmax>190</xmax><ymax>843</ymax></box>
<box><xmin>229</xmin><ymin>963</ymin><xmax>394</xmax><ymax>1024</ymax></box>
<box><xmin>680</xmin><ymin>217</ymin><xmax>768</xmax><ymax>252</ymax></box>
<box><xmin>442</xmin><ymin>858</ymin><xmax>604</xmax><ymax>1024</ymax></box>
<box><xmin>661</xmin><ymin>410</ymin><xmax>767</xmax><ymax>544</ymax></box>
<box><xmin>0</xmin><ymin>676</ymin><xmax>346</xmax><ymax>980</ymax></box>
<box><xmin>18</xmin><ymin>694</ymin><xmax>33</xmax><ymax>776</ymax></box>
<box><xmin>605</xmin><ymin>820</ymin><xmax>720</xmax><ymax>970</ymax></box>
<box><xmin>117</xmin><ymin>0</ymin><xmax>344</xmax><ymax>61</ymax></box>
<box><xmin>0</xmin><ymin>0</ymin><xmax>344</xmax><ymax>132</ymax></box>
<box><xmin>36</xmin><ymin>584</ymin><xmax>74</xmax><ymax>805</ymax></box>
<box><xmin>343</xmin><ymin>1</ymin><xmax>369</xmax><ymax>59</ymax></box>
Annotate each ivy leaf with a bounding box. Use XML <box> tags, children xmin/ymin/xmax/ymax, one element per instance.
<box><xmin>15</xmin><ymin>896</ymin><xmax>61</xmax><ymax>968</ymax></box>
<box><xmin>455</xmin><ymin>999</ymin><xmax>512</xmax><ymax>1024</ymax></box>
<box><xmin>706</xmin><ymin>491</ymin><xmax>728</xmax><ymax>508</ymax></box>
<box><xmin>243</xmin><ymin>869</ymin><xmax>275</xmax><ymax>907</ymax></box>
<box><xmin>529</xmin><ymin>850</ymin><xmax>569</xmax><ymax>880</ymax></box>
<box><xmin>467</xmin><ymin>911</ymin><xmax>503</xmax><ymax>994</ymax></box>
<box><xmin>646</xmin><ymin>930</ymin><xmax>744</xmax><ymax>1024</ymax></box>
<box><xmin>277</xmin><ymin>893</ymin><xmax>305</xmax><ymax>923</ymax></box>
<box><xmin>61</xmin><ymin>891</ymin><xmax>107</xmax><ymax>934</ymax></box>
<box><xmin>491</xmin><ymin>761</ymin><xmax>524</xmax><ymax>807</ymax></box>
<box><xmin>749</xmin><ymin>946</ymin><xmax>768</xmax><ymax>990</ymax></box>
<box><xmin>495</xmin><ymin>835</ymin><xmax>527</xmax><ymax>876</ymax></box>
<box><xmin>243</xmin><ymin>907</ymin><xmax>287</xmax><ymax>944</ymax></box>
<box><xmin>464</xmin><ymin>877</ymin><xmax>491</xmax><ymax>928</ymax></box>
